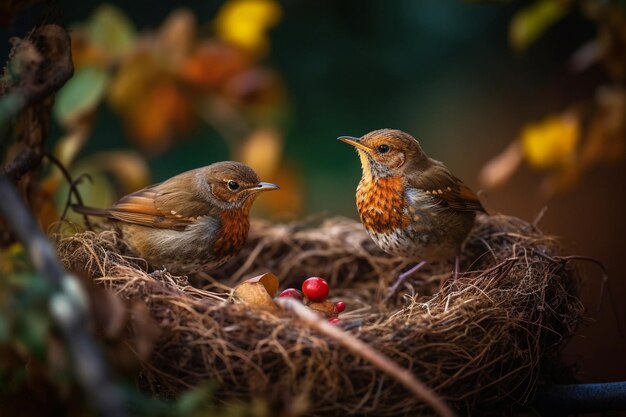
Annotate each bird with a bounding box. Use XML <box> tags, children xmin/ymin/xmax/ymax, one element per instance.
<box><xmin>72</xmin><ymin>161</ymin><xmax>279</xmax><ymax>275</ymax></box>
<box><xmin>338</xmin><ymin>129</ymin><xmax>486</xmax><ymax>297</ymax></box>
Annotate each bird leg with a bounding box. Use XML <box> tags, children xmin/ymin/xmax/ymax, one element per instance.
<box><xmin>384</xmin><ymin>260</ymin><xmax>427</xmax><ymax>303</ymax></box>
<box><xmin>454</xmin><ymin>255</ymin><xmax>460</xmax><ymax>281</ymax></box>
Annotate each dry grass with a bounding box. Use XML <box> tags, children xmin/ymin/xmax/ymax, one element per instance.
<box><xmin>57</xmin><ymin>214</ymin><xmax>583</xmax><ymax>416</ymax></box>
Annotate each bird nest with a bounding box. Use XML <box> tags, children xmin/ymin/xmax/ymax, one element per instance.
<box><xmin>56</xmin><ymin>214</ymin><xmax>583</xmax><ymax>416</ymax></box>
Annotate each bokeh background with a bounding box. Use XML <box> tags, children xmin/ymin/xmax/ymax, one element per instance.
<box><xmin>2</xmin><ymin>0</ymin><xmax>625</xmax><ymax>389</ymax></box>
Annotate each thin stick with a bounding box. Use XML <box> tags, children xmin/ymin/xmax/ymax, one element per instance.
<box><xmin>277</xmin><ymin>297</ymin><xmax>457</xmax><ymax>417</ymax></box>
<box><xmin>44</xmin><ymin>151</ymin><xmax>93</xmax><ymax>228</ymax></box>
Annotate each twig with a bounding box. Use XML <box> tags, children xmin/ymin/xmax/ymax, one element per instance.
<box><xmin>0</xmin><ymin>175</ymin><xmax>128</xmax><ymax>417</ymax></box>
<box><xmin>44</xmin><ymin>151</ymin><xmax>93</xmax><ymax>228</ymax></box>
<box><xmin>277</xmin><ymin>297</ymin><xmax>457</xmax><ymax>417</ymax></box>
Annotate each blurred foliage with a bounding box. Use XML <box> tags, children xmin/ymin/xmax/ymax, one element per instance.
<box><xmin>481</xmin><ymin>0</ymin><xmax>626</xmax><ymax>196</ymax></box>
<box><xmin>0</xmin><ymin>244</ymin><xmax>268</xmax><ymax>417</ymax></box>
<box><xmin>45</xmin><ymin>0</ymin><xmax>301</xmax><ymax>227</ymax></box>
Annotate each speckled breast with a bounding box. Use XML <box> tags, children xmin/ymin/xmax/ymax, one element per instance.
<box><xmin>356</xmin><ymin>176</ymin><xmax>449</xmax><ymax>261</ymax></box>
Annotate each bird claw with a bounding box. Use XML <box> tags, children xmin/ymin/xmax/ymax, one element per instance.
<box><xmin>383</xmin><ymin>260</ymin><xmax>427</xmax><ymax>303</ymax></box>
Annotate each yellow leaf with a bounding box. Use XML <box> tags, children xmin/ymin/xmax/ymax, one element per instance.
<box><xmin>509</xmin><ymin>0</ymin><xmax>569</xmax><ymax>52</ymax></box>
<box><xmin>214</xmin><ymin>0</ymin><xmax>282</xmax><ymax>55</ymax></box>
<box><xmin>521</xmin><ymin>114</ymin><xmax>579</xmax><ymax>169</ymax></box>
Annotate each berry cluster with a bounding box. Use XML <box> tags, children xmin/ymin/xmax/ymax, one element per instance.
<box><xmin>278</xmin><ymin>277</ymin><xmax>346</xmax><ymax>323</ymax></box>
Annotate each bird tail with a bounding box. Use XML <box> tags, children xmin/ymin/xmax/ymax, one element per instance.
<box><xmin>71</xmin><ymin>204</ymin><xmax>112</xmax><ymax>219</ymax></box>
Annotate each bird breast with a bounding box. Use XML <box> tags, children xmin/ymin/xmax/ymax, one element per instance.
<box><xmin>356</xmin><ymin>176</ymin><xmax>409</xmax><ymax>234</ymax></box>
<box><xmin>357</xmin><ymin>178</ymin><xmax>454</xmax><ymax>260</ymax></box>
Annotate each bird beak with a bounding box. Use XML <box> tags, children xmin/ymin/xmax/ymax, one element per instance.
<box><xmin>249</xmin><ymin>182</ymin><xmax>280</xmax><ymax>193</ymax></box>
<box><xmin>337</xmin><ymin>136</ymin><xmax>371</xmax><ymax>153</ymax></box>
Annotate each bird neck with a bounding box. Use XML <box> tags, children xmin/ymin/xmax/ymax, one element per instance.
<box><xmin>358</xmin><ymin>152</ymin><xmax>396</xmax><ymax>181</ymax></box>
<box><xmin>211</xmin><ymin>207</ymin><xmax>251</xmax><ymax>258</ymax></box>
<box><xmin>356</xmin><ymin>175</ymin><xmax>408</xmax><ymax>234</ymax></box>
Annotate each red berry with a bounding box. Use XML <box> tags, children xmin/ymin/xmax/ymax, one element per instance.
<box><xmin>301</xmin><ymin>277</ymin><xmax>329</xmax><ymax>301</ymax></box>
<box><xmin>335</xmin><ymin>301</ymin><xmax>346</xmax><ymax>313</ymax></box>
<box><xmin>278</xmin><ymin>288</ymin><xmax>303</xmax><ymax>300</ymax></box>
<box><xmin>328</xmin><ymin>317</ymin><xmax>340</xmax><ymax>324</ymax></box>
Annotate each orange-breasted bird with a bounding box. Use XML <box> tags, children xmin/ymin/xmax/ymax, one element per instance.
<box><xmin>72</xmin><ymin>161</ymin><xmax>279</xmax><ymax>275</ymax></box>
<box><xmin>339</xmin><ymin>129</ymin><xmax>486</xmax><ymax>296</ymax></box>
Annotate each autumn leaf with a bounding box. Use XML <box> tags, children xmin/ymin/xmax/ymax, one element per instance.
<box><xmin>521</xmin><ymin>114</ymin><xmax>579</xmax><ymax>169</ymax></box>
<box><xmin>157</xmin><ymin>9</ymin><xmax>196</xmax><ymax>68</ymax></box>
<box><xmin>238</xmin><ymin>128</ymin><xmax>283</xmax><ymax>179</ymax></box>
<box><xmin>108</xmin><ymin>54</ymin><xmax>194</xmax><ymax>151</ymax></box>
<box><xmin>179</xmin><ymin>40</ymin><xmax>250</xmax><ymax>90</ymax></box>
<box><xmin>214</xmin><ymin>0</ymin><xmax>282</xmax><ymax>56</ymax></box>
<box><xmin>233</xmin><ymin>272</ymin><xmax>279</xmax><ymax>310</ymax></box>
<box><xmin>479</xmin><ymin>140</ymin><xmax>524</xmax><ymax>190</ymax></box>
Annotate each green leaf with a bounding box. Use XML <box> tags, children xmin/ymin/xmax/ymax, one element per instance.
<box><xmin>53</xmin><ymin>66</ymin><xmax>109</xmax><ymax>126</ymax></box>
<box><xmin>88</xmin><ymin>4</ymin><xmax>136</xmax><ymax>56</ymax></box>
<box><xmin>509</xmin><ymin>0</ymin><xmax>570</xmax><ymax>52</ymax></box>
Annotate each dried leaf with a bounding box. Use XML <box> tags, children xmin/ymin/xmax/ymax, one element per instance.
<box><xmin>158</xmin><ymin>9</ymin><xmax>196</xmax><ymax>67</ymax></box>
<box><xmin>510</xmin><ymin>0</ymin><xmax>569</xmax><ymax>52</ymax></box>
<box><xmin>307</xmin><ymin>300</ymin><xmax>338</xmax><ymax>319</ymax></box>
<box><xmin>479</xmin><ymin>140</ymin><xmax>524</xmax><ymax>189</ymax></box>
<box><xmin>179</xmin><ymin>40</ymin><xmax>249</xmax><ymax>89</ymax></box>
<box><xmin>233</xmin><ymin>272</ymin><xmax>279</xmax><ymax>310</ymax></box>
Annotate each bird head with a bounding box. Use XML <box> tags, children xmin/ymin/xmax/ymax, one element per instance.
<box><xmin>338</xmin><ymin>129</ymin><xmax>427</xmax><ymax>180</ymax></box>
<box><xmin>201</xmin><ymin>161</ymin><xmax>279</xmax><ymax>210</ymax></box>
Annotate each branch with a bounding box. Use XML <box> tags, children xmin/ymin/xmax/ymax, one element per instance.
<box><xmin>0</xmin><ymin>175</ymin><xmax>128</xmax><ymax>417</ymax></box>
<box><xmin>277</xmin><ymin>297</ymin><xmax>457</xmax><ymax>417</ymax></box>
<box><xmin>0</xmin><ymin>24</ymin><xmax>74</xmax><ymax>181</ymax></box>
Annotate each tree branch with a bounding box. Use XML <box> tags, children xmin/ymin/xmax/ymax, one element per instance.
<box><xmin>0</xmin><ymin>175</ymin><xmax>128</xmax><ymax>417</ymax></box>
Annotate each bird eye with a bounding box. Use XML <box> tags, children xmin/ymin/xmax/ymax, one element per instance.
<box><xmin>227</xmin><ymin>180</ymin><xmax>240</xmax><ymax>191</ymax></box>
<box><xmin>377</xmin><ymin>144</ymin><xmax>390</xmax><ymax>154</ymax></box>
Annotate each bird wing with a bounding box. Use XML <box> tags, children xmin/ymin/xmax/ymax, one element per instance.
<box><xmin>409</xmin><ymin>162</ymin><xmax>486</xmax><ymax>213</ymax></box>
<box><xmin>75</xmin><ymin>171</ymin><xmax>219</xmax><ymax>230</ymax></box>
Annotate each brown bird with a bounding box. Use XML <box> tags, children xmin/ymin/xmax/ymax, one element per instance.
<box><xmin>339</xmin><ymin>129</ymin><xmax>486</xmax><ymax>296</ymax></box>
<box><xmin>73</xmin><ymin>161</ymin><xmax>278</xmax><ymax>275</ymax></box>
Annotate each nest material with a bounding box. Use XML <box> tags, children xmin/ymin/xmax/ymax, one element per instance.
<box><xmin>57</xmin><ymin>214</ymin><xmax>583</xmax><ymax>416</ymax></box>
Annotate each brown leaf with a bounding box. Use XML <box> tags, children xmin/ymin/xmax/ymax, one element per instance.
<box><xmin>307</xmin><ymin>300</ymin><xmax>338</xmax><ymax>319</ymax></box>
<box><xmin>479</xmin><ymin>140</ymin><xmax>524</xmax><ymax>190</ymax></box>
<box><xmin>233</xmin><ymin>272</ymin><xmax>279</xmax><ymax>310</ymax></box>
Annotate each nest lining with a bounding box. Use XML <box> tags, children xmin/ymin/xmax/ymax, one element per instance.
<box><xmin>56</xmin><ymin>214</ymin><xmax>583</xmax><ymax>416</ymax></box>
